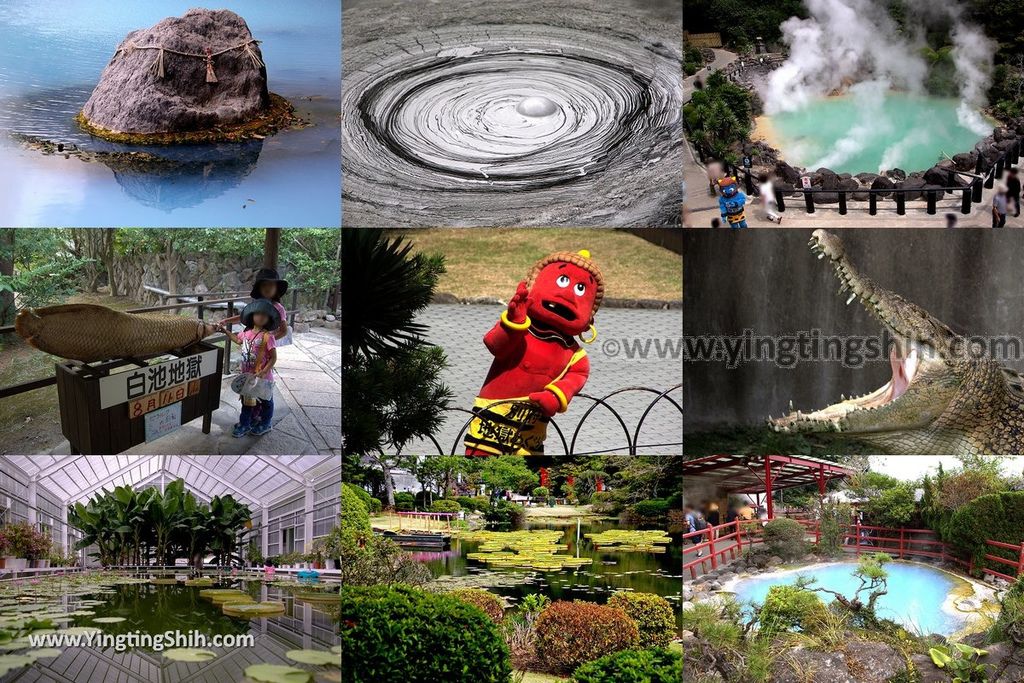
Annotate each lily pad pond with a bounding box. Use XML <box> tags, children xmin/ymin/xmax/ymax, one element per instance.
<box><xmin>0</xmin><ymin>0</ymin><xmax>341</xmax><ymax>226</ymax></box>
<box><xmin>418</xmin><ymin>520</ymin><xmax>683</xmax><ymax>624</ymax></box>
<box><xmin>0</xmin><ymin>573</ymin><xmax>340</xmax><ymax>682</ymax></box>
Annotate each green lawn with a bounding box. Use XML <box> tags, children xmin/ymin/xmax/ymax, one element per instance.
<box><xmin>396</xmin><ymin>228</ymin><xmax>682</xmax><ymax>302</ymax></box>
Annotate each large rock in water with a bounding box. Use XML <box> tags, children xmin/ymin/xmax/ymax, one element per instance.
<box><xmin>80</xmin><ymin>9</ymin><xmax>270</xmax><ymax>138</ymax></box>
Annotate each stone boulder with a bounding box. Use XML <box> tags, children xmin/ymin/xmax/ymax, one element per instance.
<box><xmin>775</xmin><ymin>161</ymin><xmax>802</xmax><ymax>185</ymax></box>
<box><xmin>80</xmin><ymin>9</ymin><xmax>271</xmax><ymax>137</ymax></box>
<box><xmin>953</xmin><ymin>151</ymin><xmax>978</xmax><ymax>171</ymax></box>
<box><xmin>899</xmin><ymin>176</ymin><xmax>927</xmax><ymax>201</ymax></box>
<box><xmin>981</xmin><ymin>641</ymin><xmax>1024</xmax><ymax>681</ymax></box>
<box><xmin>994</xmin><ymin>126</ymin><xmax>1017</xmax><ymax>143</ymax></box>
<box><xmin>772</xmin><ymin>648</ymin><xmax>856</xmax><ymax>683</ymax></box>
<box><xmin>910</xmin><ymin>654</ymin><xmax>949</xmax><ymax>683</ymax></box>
<box><xmin>889</xmin><ymin>168</ymin><xmax>908</xmax><ymax>182</ymax></box>
<box><xmin>871</xmin><ymin>175</ymin><xmax>895</xmax><ymax>198</ymax></box>
<box><xmin>844</xmin><ymin>641</ymin><xmax>905</xmax><ymax>681</ymax></box>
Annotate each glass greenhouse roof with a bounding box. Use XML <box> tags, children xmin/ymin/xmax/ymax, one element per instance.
<box><xmin>0</xmin><ymin>455</ymin><xmax>339</xmax><ymax>506</ymax></box>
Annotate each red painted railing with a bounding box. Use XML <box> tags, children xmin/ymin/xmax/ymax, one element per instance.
<box><xmin>683</xmin><ymin>518</ymin><xmax>1024</xmax><ymax>583</ymax></box>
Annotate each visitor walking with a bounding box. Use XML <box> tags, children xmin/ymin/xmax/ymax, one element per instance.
<box><xmin>993</xmin><ymin>183</ymin><xmax>1009</xmax><ymax>228</ymax></box>
<box><xmin>706</xmin><ymin>502</ymin><xmax>721</xmax><ymax>540</ymax></box>
<box><xmin>707</xmin><ymin>160</ymin><xmax>724</xmax><ymax>197</ymax></box>
<box><xmin>1007</xmin><ymin>168</ymin><xmax>1021</xmax><ymax>217</ymax></box>
<box><xmin>725</xmin><ymin>503</ymin><xmax>738</xmax><ymax>525</ymax></box>
<box><xmin>758</xmin><ymin>172</ymin><xmax>782</xmax><ymax>224</ymax></box>
<box><xmin>684</xmin><ymin>504</ymin><xmax>707</xmax><ymax>557</ymax></box>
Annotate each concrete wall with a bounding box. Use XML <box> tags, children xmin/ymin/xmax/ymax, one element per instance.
<box><xmin>684</xmin><ymin>229</ymin><xmax>1024</xmax><ymax>431</ymax></box>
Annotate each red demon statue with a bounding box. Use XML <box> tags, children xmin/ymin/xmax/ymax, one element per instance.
<box><xmin>465</xmin><ymin>250</ymin><xmax>604</xmax><ymax>455</ymax></box>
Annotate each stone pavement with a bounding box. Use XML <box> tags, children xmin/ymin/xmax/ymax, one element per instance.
<box><xmin>46</xmin><ymin>330</ymin><xmax>340</xmax><ymax>456</ymax></box>
<box><xmin>402</xmin><ymin>304</ymin><xmax>682</xmax><ymax>455</ymax></box>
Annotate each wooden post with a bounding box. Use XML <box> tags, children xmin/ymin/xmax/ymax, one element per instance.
<box><xmin>900</xmin><ymin>528</ymin><xmax>905</xmax><ymax>559</ymax></box>
<box><xmin>263</xmin><ymin>229</ymin><xmax>281</xmax><ymax>270</ymax></box>
<box><xmin>765</xmin><ymin>458</ymin><xmax>774</xmax><ymax>520</ymax></box>
<box><xmin>869</xmin><ymin>193</ymin><xmax>877</xmax><ymax>216</ymax></box>
<box><xmin>804</xmin><ymin>191</ymin><xmax>815</xmax><ymax>214</ymax></box>
<box><xmin>962</xmin><ymin>188</ymin><xmax>972</xmax><ymax>215</ymax></box>
<box><xmin>855</xmin><ymin>523</ymin><xmax>862</xmax><ymax>556</ymax></box>
<box><xmin>926</xmin><ymin>190</ymin><xmax>937</xmax><ymax>215</ymax></box>
<box><xmin>1018</xmin><ymin>541</ymin><xmax>1024</xmax><ymax>578</ymax></box>
<box><xmin>896</xmin><ymin>192</ymin><xmax>906</xmax><ymax>215</ymax></box>
<box><xmin>708</xmin><ymin>528</ymin><xmax>717</xmax><ymax>570</ymax></box>
<box><xmin>838</xmin><ymin>191</ymin><xmax>847</xmax><ymax>215</ymax></box>
<box><xmin>973</xmin><ymin>178</ymin><xmax>984</xmax><ymax>203</ymax></box>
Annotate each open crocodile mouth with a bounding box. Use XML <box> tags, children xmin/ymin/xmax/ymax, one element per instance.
<box><xmin>770</xmin><ymin>232</ymin><xmax>937</xmax><ymax>433</ymax></box>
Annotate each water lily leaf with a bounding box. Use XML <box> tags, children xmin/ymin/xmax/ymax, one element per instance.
<box><xmin>244</xmin><ymin>663</ymin><xmax>313</xmax><ymax>683</ymax></box>
<box><xmin>163</xmin><ymin>648</ymin><xmax>217</xmax><ymax>662</ymax></box>
<box><xmin>330</xmin><ymin>645</ymin><xmax>340</xmax><ymax>654</ymax></box>
<box><xmin>92</xmin><ymin>617</ymin><xmax>126</xmax><ymax>624</ymax></box>
<box><xmin>0</xmin><ymin>654</ymin><xmax>35</xmax><ymax>676</ymax></box>
<box><xmin>285</xmin><ymin>649</ymin><xmax>339</xmax><ymax>666</ymax></box>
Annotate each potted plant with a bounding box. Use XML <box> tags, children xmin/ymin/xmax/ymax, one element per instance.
<box><xmin>307</xmin><ymin>540</ymin><xmax>327</xmax><ymax>570</ymax></box>
<box><xmin>2</xmin><ymin>522</ymin><xmax>35</xmax><ymax>570</ymax></box>
<box><xmin>246</xmin><ymin>541</ymin><xmax>263</xmax><ymax>568</ymax></box>
<box><xmin>0</xmin><ymin>529</ymin><xmax>8</xmax><ymax>569</ymax></box>
<box><xmin>323</xmin><ymin>526</ymin><xmax>342</xmax><ymax>570</ymax></box>
<box><xmin>28</xmin><ymin>530</ymin><xmax>52</xmax><ymax>568</ymax></box>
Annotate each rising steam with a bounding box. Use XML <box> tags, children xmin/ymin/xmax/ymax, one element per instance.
<box><xmin>761</xmin><ymin>0</ymin><xmax>995</xmax><ymax>151</ymax></box>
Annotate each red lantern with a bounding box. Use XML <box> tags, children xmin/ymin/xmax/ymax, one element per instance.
<box><xmin>539</xmin><ymin>467</ymin><xmax>549</xmax><ymax>487</ymax></box>
<box><xmin>567</xmin><ymin>475</ymin><xmax>575</xmax><ymax>486</ymax></box>
<box><xmin>596</xmin><ymin>478</ymin><xmax>604</xmax><ymax>492</ymax></box>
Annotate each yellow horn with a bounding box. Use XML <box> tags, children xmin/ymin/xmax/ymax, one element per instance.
<box><xmin>578</xmin><ymin>249</ymin><xmax>591</xmax><ymax>259</ymax></box>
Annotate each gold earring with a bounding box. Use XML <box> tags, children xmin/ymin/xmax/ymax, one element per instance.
<box><xmin>580</xmin><ymin>325</ymin><xmax>597</xmax><ymax>344</ymax></box>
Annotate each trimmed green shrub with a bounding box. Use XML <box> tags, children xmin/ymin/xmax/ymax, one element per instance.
<box><xmin>429</xmin><ymin>499</ymin><xmax>461</xmax><ymax>513</ymax></box>
<box><xmin>590</xmin><ymin>491</ymin><xmax>616</xmax><ymax>513</ymax></box>
<box><xmin>344</xmin><ymin>483</ymin><xmax>381</xmax><ymax>515</ymax></box>
<box><xmin>535</xmin><ymin>601</ymin><xmax>640</xmax><ymax>673</ymax></box>
<box><xmin>762</xmin><ymin>518</ymin><xmax>808</xmax><ymax>560</ymax></box>
<box><xmin>532</xmin><ymin>486</ymin><xmax>550</xmax><ymax>498</ymax></box>
<box><xmin>947</xmin><ymin>491</ymin><xmax>1024</xmax><ymax>575</ymax></box>
<box><xmin>447</xmin><ymin>588</ymin><xmax>505</xmax><ymax>623</ymax></box>
<box><xmin>341</xmin><ymin>485</ymin><xmax>371</xmax><ymax>534</ymax></box>
<box><xmin>759</xmin><ymin>585</ymin><xmax>826</xmax><ymax>634</ymax></box>
<box><xmin>665</xmin><ymin>491</ymin><xmax>683</xmax><ymax>510</ymax></box>
<box><xmin>631</xmin><ymin>499</ymin><xmax>670</xmax><ymax>518</ymax></box>
<box><xmin>393</xmin><ymin>491</ymin><xmax>415</xmax><ymax>512</ymax></box>
<box><xmin>341</xmin><ymin>585</ymin><xmax>512</xmax><ymax>682</ymax></box>
<box><xmin>570</xmin><ymin>647</ymin><xmax>682</xmax><ymax>683</ymax></box>
<box><xmin>607</xmin><ymin>592</ymin><xmax>675</xmax><ymax>648</ymax></box>
<box><xmin>456</xmin><ymin>496</ymin><xmax>485</xmax><ymax>511</ymax></box>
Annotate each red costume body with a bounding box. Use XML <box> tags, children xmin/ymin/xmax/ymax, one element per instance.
<box><xmin>465</xmin><ymin>251</ymin><xmax>603</xmax><ymax>456</ymax></box>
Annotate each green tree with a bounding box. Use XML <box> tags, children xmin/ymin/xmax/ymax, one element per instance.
<box><xmin>470</xmin><ymin>456</ymin><xmax>539</xmax><ymax>494</ymax></box>
<box><xmin>342</xmin><ymin>229</ymin><xmax>453</xmax><ymax>457</ymax></box>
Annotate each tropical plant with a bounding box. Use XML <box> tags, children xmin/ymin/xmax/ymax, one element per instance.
<box><xmin>929</xmin><ymin>643</ymin><xmax>988</xmax><ymax>682</ymax></box>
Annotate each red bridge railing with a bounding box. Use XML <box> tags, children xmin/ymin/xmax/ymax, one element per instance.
<box><xmin>684</xmin><ymin>517</ymin><xmax>1024</xmax><ymax>583</ymax></box>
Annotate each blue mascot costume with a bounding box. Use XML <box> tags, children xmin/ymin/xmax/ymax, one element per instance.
<box><xmin>718</xmin><ymin>177</ymin><xmax>748</xmax><ymax>229</ymax></box>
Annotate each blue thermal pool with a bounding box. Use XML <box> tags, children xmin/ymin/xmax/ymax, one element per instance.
<box><xmin>731</xmin><ymin>561</ymin><xmax>984</xmax><ymax>636</ymax></box>
<box><xmin>0</xmin><ymin>0</ymin><xmax>340</xmax><ymax>226</ymax></box>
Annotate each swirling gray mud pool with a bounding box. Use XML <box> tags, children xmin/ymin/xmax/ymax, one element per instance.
<box><xmin>343</xmin><ymin>1</ymin><xmax>683</xmax><ymax>227</ymax></box>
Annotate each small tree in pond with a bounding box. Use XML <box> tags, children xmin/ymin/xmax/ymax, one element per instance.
<box><xmin>797</xmin><ymin>552</ymin><xmax>893</xmax><ymax>623</ymax></box>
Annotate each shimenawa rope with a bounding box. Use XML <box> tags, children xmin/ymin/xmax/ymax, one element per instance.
<box><xmin>113</xmin><ymin>39</ymin><xmax>265</xmax><ymax>83</ymax></box>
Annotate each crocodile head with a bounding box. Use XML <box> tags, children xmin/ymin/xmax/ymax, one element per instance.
<box><xmin>769</xmin><ymin>230</ymin><xmax>1019</xmax><ymax>454</ymax></box>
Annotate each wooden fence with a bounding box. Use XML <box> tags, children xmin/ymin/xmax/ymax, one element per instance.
<box><xmin>684</xmin><ymin>518</ymin><xmax>1024</xmax><ymax>583</ymax></box>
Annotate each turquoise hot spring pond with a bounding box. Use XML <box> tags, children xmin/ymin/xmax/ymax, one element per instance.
<box><xmin>732</xmin><ymin>561</ymin><xmax>977</xmax><ymax>636</ymax></box>
<box><xmin>758</xmin><ymin>93</ymin><xmax>992</xmax><ymax>175</ymax></box>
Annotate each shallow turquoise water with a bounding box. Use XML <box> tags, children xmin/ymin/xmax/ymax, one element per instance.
<box><xmin>763</xmin><ymin>93</ymin><xmax>990</xmax><ymax>174</ymax></box>
<box><xmin>733</xmin><ymin>561</ymin><xmax>969</xmax><ymax>635</ymax></box>
<box><xmin>0</xmin><ymin>1</ymin><xmax>340</xmax><ymax>226</ymax></box>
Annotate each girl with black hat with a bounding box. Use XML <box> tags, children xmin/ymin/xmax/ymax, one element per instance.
<box><xmin>220</xmin><ymin>268</ymin><xmax>291</xmax><ymax>344</ymax></box>
<box><xmin>221</xmin><ymin>299</ymin><xmax>280</xmax><ymax>437</ymax></box>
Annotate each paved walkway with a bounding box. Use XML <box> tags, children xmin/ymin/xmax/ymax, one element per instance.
<box><xmin>47</xmin><ymin>330</ymin><xmax>341</xmax><ymax>456</ymax></box>
<box><xmin>402</xmin><ymin>304</ymin><xmax>682</xmax><ymax>455</ymax></box>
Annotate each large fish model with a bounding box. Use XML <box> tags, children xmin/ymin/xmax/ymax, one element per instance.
<box><xmin>15</xmin><ymin>304</ymin><xmax>219</xmax><ymax>363</ymax></box>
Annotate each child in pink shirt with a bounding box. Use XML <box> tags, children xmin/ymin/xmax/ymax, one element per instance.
<box><xmin>222</xmin><ymin>299</ymin><xmax>279</xmax><ymax>437</ymax></box>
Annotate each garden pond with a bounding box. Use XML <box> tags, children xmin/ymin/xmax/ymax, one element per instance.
<box><xmin>416</xmin><ymin>519</ymin><xmax>683</xmax><ymax>625</ymax></box>
<box><xmin>726</xmin><ymin>560</ymin><xmax>998</xmax><ymax>637</ymax></box>
<box><xmin>0</xmin><ymin>572</ymin><xmax>340</xmax><ymax>682</ymax></box>
<box><xmin>0</xmin><ymin>0</ymin><xmax>341</xmax><ymax>226</ymax></box>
